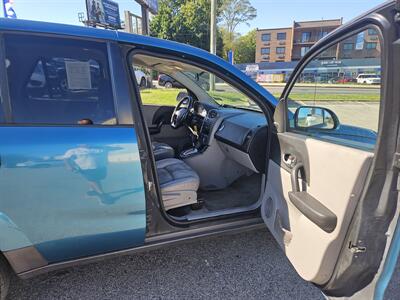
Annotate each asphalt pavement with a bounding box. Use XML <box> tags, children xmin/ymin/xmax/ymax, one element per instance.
<box><xmin>7</xmin><ymin>228</ymin><xmax>399</xmax><ymax>300</ymax></box>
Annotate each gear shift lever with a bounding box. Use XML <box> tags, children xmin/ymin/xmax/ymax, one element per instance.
<box><xmin>191</xmin><ymin>133</ymin><xmax>197</xmax><ymax>148</ymax></box>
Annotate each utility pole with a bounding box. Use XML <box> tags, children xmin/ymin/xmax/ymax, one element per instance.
<box><xmin>210</xmin><ymin>0</ymin><xmax>217</xmax><ymax>91</ymax></box>
<box><xmin>141</xmin><ymin>5</ymin><xmax>149</xmax><ymax>35</ymax></box>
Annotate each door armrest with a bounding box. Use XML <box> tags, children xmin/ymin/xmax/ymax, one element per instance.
<box><xmin>288</xmin><ymin>191</ymin><xmax>337</xmax><ymax>233</ymax></box>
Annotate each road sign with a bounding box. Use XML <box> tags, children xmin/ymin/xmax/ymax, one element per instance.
<box><xmin>86</xmin><ymin>0</ymin><xmax>121</xmax><ymax>29</ymax></box>
<box><xmin>228</xmin><ymin>50</ymin><xmax>234</xmax><ymax>64</ymax></box>
<box><xmin>246</xmin><ymin>64</ymin><xmax>259</xmax><ymax>72</ymax></box>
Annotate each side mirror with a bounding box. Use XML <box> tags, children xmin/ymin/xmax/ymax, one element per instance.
<box><xmin>294</xmin><ymin>106</ymin><xmax>340</xmax><ymax>130</ymax></box>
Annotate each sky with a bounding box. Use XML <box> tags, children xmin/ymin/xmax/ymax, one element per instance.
<box><xmin>8</xmin><ymin>0</ymin><xmax>386</xmax><ymax>34</ymax></box>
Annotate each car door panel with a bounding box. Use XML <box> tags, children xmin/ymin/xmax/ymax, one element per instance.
<box><xmin>0</xmin><ymin>126</ymin><xmax>146</xmax><ymax>263</ymax></box>
<box><xmin>262</xmin><ymin>133</ymin><xmax>373</xmax><ymax>284</ymax></box>
<box><xmin>257</xmin><ymin>4</ymin><xmax>400</xmax><ymax>293</ymax></box>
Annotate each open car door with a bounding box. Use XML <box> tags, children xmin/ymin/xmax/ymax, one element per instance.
<box><xmin>261</xmin><ymin>1</ymin><xmax>400</xmax><ymax>299</ymax></box>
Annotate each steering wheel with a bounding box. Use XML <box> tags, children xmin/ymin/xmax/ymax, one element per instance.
<box><xmin>171</xmin><ymin>95</ymin><xmax>194</xmax><ymax>129</ymax></box>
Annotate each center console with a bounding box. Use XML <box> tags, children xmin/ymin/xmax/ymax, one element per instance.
<box><xmin>179</xmin><ymin>109</ymin><xmax>221</xmax><ymax>159</ymax></box>
<box><xmin>178</xmin><ymin>107</ymin><xmax>268</xmax><ymax>190</ymax></box>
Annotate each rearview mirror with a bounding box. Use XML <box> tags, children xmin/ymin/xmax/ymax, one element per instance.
<box><xmin>294</xmin><ymin>106</ymin><xmax>339</xmax><ymax>130</ymax></box>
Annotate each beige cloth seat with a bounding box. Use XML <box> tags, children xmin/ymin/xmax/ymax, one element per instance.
<box><xmin>152</xmin><ymin>142</ymin><xmax>175</xmax><ymax>161</ymax></box>
<box><xmin>156</xmin><ymin>158</ymin><xmax>199</xmax><ymax>210</ymax></box>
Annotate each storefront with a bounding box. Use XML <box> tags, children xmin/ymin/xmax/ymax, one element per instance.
<box><xmin>237</xmin><ymin>58</ymin><xmax>381</xmax><ymax>83</ymax></box>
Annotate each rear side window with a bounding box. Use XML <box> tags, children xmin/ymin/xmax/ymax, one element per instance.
<box><xmin>4</xmin><ymin>34</ymin><xmax>116</xmax><ymax>125</ymax></box>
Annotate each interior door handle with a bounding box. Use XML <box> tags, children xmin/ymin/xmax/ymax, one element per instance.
<box><xmin>290</xmin><ymin>163</ymin><xmax>303</xmax><ymax>192</ymax></box>
<box><xmin>283</xmin><ymin>154</ymin><xmax>297</xmax><ymax>169</ymax></box>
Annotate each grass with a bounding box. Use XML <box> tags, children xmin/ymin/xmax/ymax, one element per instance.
<box><xmin>140</xmin><ymin>88</ymin><xmax>185</xmax><ymax>106</ymax></box>
<box><xmin>139</xmin><ymin>87</ymin><xmax>380</xmax><ymax>107</ymax></box>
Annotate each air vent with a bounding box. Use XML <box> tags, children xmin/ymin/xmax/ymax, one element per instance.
<box><xmin>208</xmin><ymin>110</ymin><xmax>218</xmax><ymax>119</ymax></box>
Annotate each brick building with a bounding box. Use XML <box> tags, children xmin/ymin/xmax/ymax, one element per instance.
<box><xmin>256</xmin><ymin>19</ymin><xmax>381</xmax><ymax>64</ymax></box>
<box><xmin>256</xmin><ymin>19</ymin><xmax>348</xmax><ymax>63</ymax></box>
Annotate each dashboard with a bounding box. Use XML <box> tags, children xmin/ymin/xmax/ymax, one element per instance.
<box><xmin>191</xmin><ymin>101</ymin><xmax>269</xmax><ymax>173</ymax></box>
<box><xmin>194</xmin><ymin>102</ymin><xmax>208</xmax><ymax>118</ymax></box>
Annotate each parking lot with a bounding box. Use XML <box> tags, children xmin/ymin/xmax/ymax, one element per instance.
<box><xmin>8</xmin><ymin>228</ymin><xmax>399</xmax><ymax>299</ymax></box>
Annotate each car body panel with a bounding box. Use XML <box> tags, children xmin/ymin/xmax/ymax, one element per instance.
<box><xmin>0</xmin><ymin>126</ymin><xmax>146</xmax><ymax>262</ymax></box>
<box><xmin>0</xmin><ymin>212</ymin><xmax>33</xmax><ymax>250</ymax></box>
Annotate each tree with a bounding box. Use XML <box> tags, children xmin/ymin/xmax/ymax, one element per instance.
<box><xmin>219</xmin><ymin>27</ymin><xmax>239</xmax><ymax>59</ymax></box>
<box><xmin>232</xmin><ymin>30</ymin><xmax>256</xmax><ymax>64</ymax></box>
<box><xmin>150</xmin><ymin>0</ymin><xmax>224</xmax><ymax>56</ymax></box>
<box><xmin>219</xmin><ymin>0</ymin><xmax>256</xmax><ymax>57</ymax></box>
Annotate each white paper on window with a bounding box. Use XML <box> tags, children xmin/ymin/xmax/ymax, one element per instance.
<box><xmin>65</xmin><ymin>61</ymin><xmax>92</xmax><ymax>90</ymax></box>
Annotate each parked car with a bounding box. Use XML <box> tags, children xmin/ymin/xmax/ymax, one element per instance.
<box><xmin>134</xmin><ymin>69</ymin><xmax>148</xmax><ymax>87</ymax></box>
<box><xmin>158</xmin><ymin>73</ymin><xmax>210</xmax><ymax>90</ymax></box>
<box><xmin>328</xmin><ymin>76</ymin><xmax>355</xmax><ymax>84</ymax></box>
<box><xmin>158</xmin><ymin>73</ymin><xmax>184</xmax><ymax>88</ymax></box>
<box><xmin>0</xmin><ymin>2</ymin><xmax>398</xmax><ymax>299</ymax></box>
<box><xmin>356</xmin><ymin>73</ymin><xmax>381</xmax><ymax>84</ymax></box>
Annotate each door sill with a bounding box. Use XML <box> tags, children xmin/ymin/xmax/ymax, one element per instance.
<box><xmin>169</xmin><ymin>174</ymin><xmax>266</xmax><ymax>223</ymax></box>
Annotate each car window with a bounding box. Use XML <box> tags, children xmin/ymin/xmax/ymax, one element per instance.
<box><xmin>178</xmin><ymin>71</ymin><xmax>258</xmax><ymax>111</ymax></box>
<box><xmin>134</xmin><ymin>68</ymin><xmax>187</xmax><ymax>106</ymax></box>
<box><xmin>287</xmin><ymin>27</ymin><xmax>381</xmax><ymax>151</ymax></box>
<box><xmin>132</xmin><ymin>54</ymin><xmax>260</xmax><ymax>111</ymax></box>
<box><xmin>4</xmin><ymin>34</ymin><xmax>116</xmax><ymax>125</ymax></box>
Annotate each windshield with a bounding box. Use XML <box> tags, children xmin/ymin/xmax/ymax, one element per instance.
<box><xmin>181</xmin><ymin>70</ymin><xmax>261</xmax><ymax>111</ymax></box>
<box><xmin>132</xmin><ymin>54</ymin><xmax>261</xmax><ymax>111</ymax></box>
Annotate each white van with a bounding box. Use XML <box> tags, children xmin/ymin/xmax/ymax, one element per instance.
<box><xmin>356</xmin><ymin>73</ymin><xmax>381</xmax><ymax>84</ymax></box>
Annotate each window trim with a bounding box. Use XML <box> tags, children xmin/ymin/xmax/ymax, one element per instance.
<box><xmin>0</xmin><ymin>34</ymin><xmax>11</xmax><ymax>122</ymax></box>
<box><xmin>277</xmin><ymin>32</ymin><xmax>287</xmax><ymax>40</ymax></box>
<box><xmin>261</xmin><ymin>47</ymin><xmax>270</xmax><ymax>55</ymax></box>
<box><xmin>276</xmin><ymin>47</ymin><xmax>286</xmax><ymax>54</ymax></box>
<box><xmin>300</xmin><ymin>46</ymin><xmax>311</xmax><ymax>57</ymax></box>
<box><xmin>368</xmin><ymin>28</ymin><xmax>378</xmax><ymax>35</ymax></box>
<box><xmin>281</xmin><ymin>24</ymin><xmax>383</xmax><ymax>151</ymax></box>
<box><xmin>343</xmin><ymin>43</ymin><xmax>354</xmax><ymax>50</ymax></box>
<box><xmin>261</xmin><ymin>33</ymin><xmax>271</xmax><ymax>42</ymax></box>
<box><xmin>301</xmin><ymin>31</ymin><xmax>312</xmax><ymax>42</ymax></box>
<box><xmin>366</xmin><ymin>42</ymin><xmax>378</xmax><ymax>49</ymax></box>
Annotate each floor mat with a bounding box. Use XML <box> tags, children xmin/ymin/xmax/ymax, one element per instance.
<box><xmin>199</xmin><ymin>174</ymin><xmax>261</xmax><ymax>211</ymax></box>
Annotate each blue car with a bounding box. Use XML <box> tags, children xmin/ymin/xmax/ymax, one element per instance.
<box><xmin>0</xmin><ymin>2</ymin><xmax>399</xmax><ymax>299</ymax></box>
